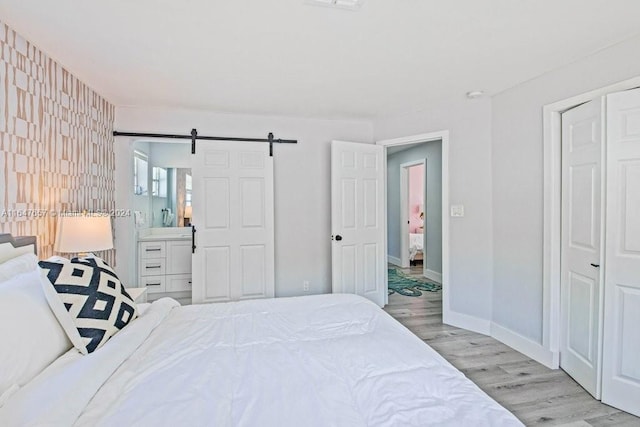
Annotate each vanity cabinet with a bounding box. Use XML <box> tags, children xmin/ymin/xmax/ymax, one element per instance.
<box><xmin>138</xmin><ymin>237</ymin><xmax>192</xmax><ymax>304</ymax></box>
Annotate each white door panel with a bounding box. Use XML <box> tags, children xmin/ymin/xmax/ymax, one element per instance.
<box><xmin>331</xmin><ymin>140</ymin><xmax>386</xmax><ymax>307</ymax></box>
<box><xmin>560</xmin><ymin>99</ymin><xmax>603</xmax><ymax>398</ymax></box>
<box><xmin>192</xmin><ymin>142</ymin><xmax>274</xmax><ymax>304</ymax></box>
<box><xmin>602</xmin><ymin>88</ymin><xmax>640</xmax><ymax>417</ymax></box>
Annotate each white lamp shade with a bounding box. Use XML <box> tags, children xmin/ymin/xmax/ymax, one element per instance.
<box><xmin>184</xmin><ymin>205</ymin><xmax>192</xmax><ymax>219</ymax></box>
<box><xmin>54</xmin><ymin>215</ymin><xmax>113</xmax><ymax>253</ymax></box>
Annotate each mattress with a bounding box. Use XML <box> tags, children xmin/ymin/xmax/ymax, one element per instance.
<box><xmin>1</xmin><ymin>294</ymin><xmax>522</xmax><ymax>426</ymax></box>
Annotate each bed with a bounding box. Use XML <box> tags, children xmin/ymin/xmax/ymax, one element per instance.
<box><xmin>409</xmin><ymin>232</ymin><xmax>423</xmax><ymax>263</ymax></box>
<box><xmin>0</xmin><ymin>234</ymin><xmax>523</xmax><ymax>426</ymax></box>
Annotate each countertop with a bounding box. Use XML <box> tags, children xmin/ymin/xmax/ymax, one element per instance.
<box><xmin>138</xmin><ymin>228</ymin><xmax>191</xmax><ymax>242</ymax></box>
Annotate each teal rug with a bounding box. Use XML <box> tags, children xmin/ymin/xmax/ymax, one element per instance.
<box><xmin>388</xmin><ymin>268</ymin><xmax>441</xmax><ymax>297</ymax></box>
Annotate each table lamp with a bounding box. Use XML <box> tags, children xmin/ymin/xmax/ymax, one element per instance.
<box><xmin>54</xmin><ymin>213</ymin><xmax>113</xmax><ymax>257</ymax></box>
<box><xmin>184</xmin><ymin>205</ymin><xmax>192</xmax><ymax>227</ymax></box>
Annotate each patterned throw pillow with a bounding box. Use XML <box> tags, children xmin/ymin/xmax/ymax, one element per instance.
<box><xmin>38</xmin><ymin>256</ymin><xmax>138</xmax><ymax>354</ymax></box>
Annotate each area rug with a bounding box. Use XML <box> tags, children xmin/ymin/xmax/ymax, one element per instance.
<box><xmin>388</xmin><ymin>268</ymin><xmax>441</xmax><ymax>297</ymax></box>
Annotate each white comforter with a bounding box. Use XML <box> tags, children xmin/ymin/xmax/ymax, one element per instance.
<box><xmin>409</xmin><ymin>233</ymin><xmax>423</xmax><ymax>260</ymax></box>
<box><xmin>1</xmin><ymin>294</ymin><xmax>522</xmax><ymax>426</ymax></box>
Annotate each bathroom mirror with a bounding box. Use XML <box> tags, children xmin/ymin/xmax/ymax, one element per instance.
<box><xmin>150</xmin><ymin>167</ymin><xmax>192</xmax><ymax>227</ymax></box>
<box><xmin>132</xmin><ymin>141</ymin><xmax>191</xmax><ymax>228</ymax></box>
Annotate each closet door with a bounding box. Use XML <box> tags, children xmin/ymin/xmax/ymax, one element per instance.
<box><xmin>602</xmin><ymin>88</ymin><xmax>640</xmax><ymax>417</ymax></box>
<box><xmin>191</xmin><ymin>142</ymin><xmax>274</xmax><ymax>304</ymax></box>
<box><xmin>560</xmin><ymin>99</ymin><xmax>604</xmax><ymax>398</ymax></box>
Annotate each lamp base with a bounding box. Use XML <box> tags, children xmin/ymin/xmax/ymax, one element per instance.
<box><xmin>77</xmin><ymin>252</ymin><xmax>95</xmax><ymax>258</ymax></box>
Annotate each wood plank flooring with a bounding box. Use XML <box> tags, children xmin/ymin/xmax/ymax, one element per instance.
<box><xmin>384</xmin><ymin>265</ymin><xmax>640</xmax><ymax>426</ymax></box>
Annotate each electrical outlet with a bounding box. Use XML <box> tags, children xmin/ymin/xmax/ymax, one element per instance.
<box><xmin>303</xmin><ymin>280</ymin><xmax>310</xmax><ymax>292</ymax></box>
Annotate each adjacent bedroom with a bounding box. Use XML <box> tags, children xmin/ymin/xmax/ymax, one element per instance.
<box><xmin>1</xmin><ymin>0</ymin><xmax>640</xmax><ymax>425</ymax></box>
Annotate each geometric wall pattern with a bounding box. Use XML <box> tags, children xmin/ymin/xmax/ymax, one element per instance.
<box><xmin>0</xmin><ymin>21</ymin><xmax>116</xmax><ymax>263</ymax></box>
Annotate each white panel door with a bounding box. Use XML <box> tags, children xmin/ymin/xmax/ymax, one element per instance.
<box><xmin>560</xmin><ymin>99</ymin><xmax>604</xmax><ymax>398</ymax></box>
<box><xmin>191</xmin><ymin>142</ymin><xmax>274</xmax><ymax>304</ymax></box>
<box><xmin>331</xmin><ymin>140</ymin><xmax>386</xmax><ymax>307</ymax></box>
<box><xmin>602</xmin><ymin>88</ymin><xmax>640</xmax><ymax>417</ymax></box>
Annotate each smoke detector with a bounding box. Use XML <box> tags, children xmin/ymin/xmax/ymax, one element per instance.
<box><xmin>306</xmin><ymin>0</ymin><xmax>363</xmax><ymax>10</ymax></box>
<box><xmin>466</xmin><ymin>91</ymin><xmax>484</xmax><ymax>99</ymax></box>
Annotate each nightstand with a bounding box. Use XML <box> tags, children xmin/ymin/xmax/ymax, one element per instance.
<box><xmin>127</xmin><ymin>287</ymin><xmax>148</xmax><ymax>303</ymax></box>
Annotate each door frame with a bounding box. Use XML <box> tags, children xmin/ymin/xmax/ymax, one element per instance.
<box><xmin>400</xmin><ymin>159</ymin><xmax>426</xmax><ymax>270</ymax></box>
<box><xmin>543</xmin><ymin>75</ymin><xmax>640</xmax><ymax>368</ymax></box>
<box><xmin>377</xmin><ymin>131</ymin><xmax>449</xmax><ymax>314</ymax></box>
<box><xmin>117</xmin><ymin>137</ymin><xmax>191</xmax><ymax>288</ymax></box>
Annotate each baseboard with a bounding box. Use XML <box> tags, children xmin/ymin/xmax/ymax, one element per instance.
<box><xmin>424</xmin><ymin>269</ymin><xmax>442</xmax><ymax>283</ymax></box>
<box><xmin>443</xmin><ymin>309</ymin><xmax>491</xmax><ymax>335</ymax></box>
<box><xmin>387</xmin><ymin>255</ymin><xmax>402</xmax><ymax>266</ymax></box>
<box><xmin>490</xmin><ymin>322</ymin><xmax>558</xmax><ymax>369</ymax></box>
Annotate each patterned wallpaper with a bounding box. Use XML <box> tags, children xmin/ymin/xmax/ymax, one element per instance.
<box><xmin>0</xmin><ymin>21</ymin><xmax>116</xmax><ymax>262</ymax></box>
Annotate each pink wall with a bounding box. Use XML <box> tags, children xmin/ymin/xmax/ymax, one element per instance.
<box><xmin>409</xmin><ymin>164</ymin><xmax>424</xmax><ymax>233</ymax></box>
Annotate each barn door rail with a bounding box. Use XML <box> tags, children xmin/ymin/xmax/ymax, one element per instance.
<box><xmin>113</xmin><ymin>129</ymin><xmax>297</xmax><ymax>156</ymax></box>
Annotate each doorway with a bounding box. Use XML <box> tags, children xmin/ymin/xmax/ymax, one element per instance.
<box><xmin>377</xmin><ymin>131</ymin><xmax>449</xmax><ymax>310</ymax></box>
<box><xmin>400</xmin><ymin>160</ymin><xmax>426</xmax><ymax>271</ymax></box>
<box><xmin>386</xmin><ymin>140</ymin><xmax>442</xmax><ymax>284</ymax></box>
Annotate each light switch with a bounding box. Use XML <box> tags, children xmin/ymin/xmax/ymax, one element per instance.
<box><xmin>450</xmin><ymin>205</ymin><xmax>465</xmax><ymax>217</ymax></box>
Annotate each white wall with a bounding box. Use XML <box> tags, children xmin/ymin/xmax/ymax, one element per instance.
<box><xmin>114</xmin><ymin>107</ymin><xmax>373</xmax><ymax>297</ymax></box>
<box><xmin>491</xmin><ymin>34</ymin><xmax>640</xmax><ymax>344</ymax></box>
<box><xmin>150</xmin><ymin>142</ymin><xmax>191</xmax><ymax>168</ymax></box>
<box><xmin>374</xmin><ymin>98</ymin><xmax>494</xmax><ymax>323</ymax></box>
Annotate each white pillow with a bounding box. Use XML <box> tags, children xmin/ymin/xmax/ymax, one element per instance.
<box><xmin>0</xmin><ymin>253</ymin><xmax>38</xmax><ymax>284</ymax></box>
<box><xmin>0</xmin><ymin>269</ymin><xmax>72</xmax><ymax>399</ymax></box>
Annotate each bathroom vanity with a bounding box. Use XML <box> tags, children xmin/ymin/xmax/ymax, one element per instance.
<box><xmin>137</xmin><ymin>228</ymin><xmax>192</xmax><ymax>305</ymax></box>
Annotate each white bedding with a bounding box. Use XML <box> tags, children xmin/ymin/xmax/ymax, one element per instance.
<box><xmin>409</xmin><ymin>233</ymin><xmax>423</xmax><ymax>260</ymax></box>
<box><xmin>1</xmin><ymin>294</ymin><xmax>522</xmax><ymax>426</ymax></box>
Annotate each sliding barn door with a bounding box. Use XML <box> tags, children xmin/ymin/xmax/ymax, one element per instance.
<box><xmin>331</xmin><ymin>140</ymin><xmax>386</xmax><ymax>307</ymax></box>
<box><xmin>601</xmin><ymin>88</ymin><xmax>640</xmax><ymax>417</ymax></box>
<box><xmin>191</xmin><ymin>142</ymin><xmax>274</xmax><ymax>304</ymax></box>
<box><xmin>560</xmin><ymin>98</ymin><xmax>604</xmax><ymax>398</ymax></box>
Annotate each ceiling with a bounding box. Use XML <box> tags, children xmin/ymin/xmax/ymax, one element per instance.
<box><xmin>1</xmin><ymin>0</ymin><xmax>640</xmax><ymax>120</ymax></box>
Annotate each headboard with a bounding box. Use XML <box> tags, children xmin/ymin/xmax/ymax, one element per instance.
<box><xmin>0</xmin><ymin>234</ymin><xmax>37</xmax><ymax>263</ymax></box>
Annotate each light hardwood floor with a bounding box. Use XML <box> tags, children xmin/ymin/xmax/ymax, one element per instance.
<box><xmin>384</xmin><ymin>265</ymin><xmax>640</xmax><ymax>426</ymax></box>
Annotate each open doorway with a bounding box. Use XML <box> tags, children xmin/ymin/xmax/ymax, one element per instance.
<box><xmin>386</xmin><ymin>140</ymin><xmax>443</xmax><ymax>284</ymax></box>
<box><xmin>400</xmin><ymin>160</ymin><xmax>425</xmax><ymax>269</ymax></box>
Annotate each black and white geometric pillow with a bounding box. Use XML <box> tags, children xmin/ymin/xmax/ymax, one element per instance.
<box><xmin>38</xmin><ymin>256</ymin><xmax>138</xmax><ymax>354</ymax></box>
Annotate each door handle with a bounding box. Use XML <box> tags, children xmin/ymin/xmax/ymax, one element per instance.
<box><xmin>192</xmin><ymin>225</ymin><xmax>197</xmax><ymax>253</ymax></box>
<box><xmin>335</xmin><ymin>235</ymin><xmax>343</xmax><ymax>241</ymax></box>
<box><xmin>590</xmin><ymin>263</ymin><xmax>600</xmax><ymax>268</ymax></box>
